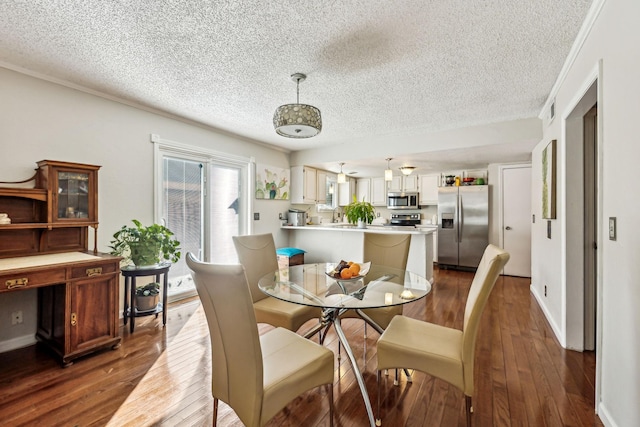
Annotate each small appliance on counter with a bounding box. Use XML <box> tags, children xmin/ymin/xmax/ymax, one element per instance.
<box><xmin>288</xmin><ymin>209</ymin><xmax>306</xmax><ymax>226</ymax></box>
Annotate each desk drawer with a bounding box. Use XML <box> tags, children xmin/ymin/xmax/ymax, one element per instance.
<box><xmin>0</xmin><ymin>268</ymin><xmax>66</xmax><ymax>292</ymax></box>
<box><xmin>71</xmin><ymin>262</ymin><xmax>118</xmax><ymax>279</ymax></box>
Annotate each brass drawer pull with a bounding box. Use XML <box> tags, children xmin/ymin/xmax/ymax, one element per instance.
<box><xmin>71</xmin><ymin>313</ymin><xmax>77</xmax><ymax>326</ymax></box>
<box><xmin>6</xmin><ymin>278</ymin><xmax>28</xmax><ymax>289</ymax></box>
<box><xmin>86</xmin><ymin>267</ymin><xmax>102</xmax><ymax>276</ymax></box>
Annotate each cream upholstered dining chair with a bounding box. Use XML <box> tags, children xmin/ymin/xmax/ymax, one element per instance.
<box><xmin>357</xmin><ymin>232</ymin><xmax>412</xmax><ymax>329</ymax></box>
<box><xmin>339</xmin><ymin>233</ymin><xmax>412</xmax><ymax>379</ymax></box>
<box><xmin>375</xmin><ymin>244</ymin><xmax>509</xmax><ymax>426</ymax></box>
<box><xmin>186</xmin><ymin>253</ymin><xmax>335</xmax><ymax>427</ymax></box>
<box><xmin>233</xmin><ymin>233</ymin><xmax>321</xmax><ymax>332</ymax></box>
<box><xmin>340</xmin><ymin>233</ymin><xmax>412</xmax><ymax>332</ymax></box>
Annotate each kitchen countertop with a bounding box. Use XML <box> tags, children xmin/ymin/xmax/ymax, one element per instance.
<box><xmin>281</xmin><ymin>224</ymin><xmax>435</xmax><ymax>234</ymax></box>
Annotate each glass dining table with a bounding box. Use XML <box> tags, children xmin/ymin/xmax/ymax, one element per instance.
<box><xmin>258</xmin><ymin>262</ymin><xmax>432</xmax><ymax>427</ymax></box>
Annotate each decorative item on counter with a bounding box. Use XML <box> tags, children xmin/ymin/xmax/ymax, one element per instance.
<box><xmin>0</xmin><ymin>212</ymin><xmax>10</xmax><ymax>225</ymax></box>
<box><xmin>445</xmin><ymin>175</ymin><xmax>455</xmax><ymax>186</ymax></box>
<box><xmin>455</xmin><ymin>176</ymin><xmax>460</xmax><ymax>186</ymax></box>
<box><xmin>343</xmin><ymin>195</ymin><xmax>375</xmax><ymax>228</ymax></box>
<box><xmin>476</xmin><ymin>177</ymin><xmax>485</xmax><ymax>185</ymax></box>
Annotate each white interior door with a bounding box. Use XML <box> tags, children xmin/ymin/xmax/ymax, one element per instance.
<box><xmin>502</xmin><ymin>166</ymin><xmax>532</xmax><ymax>277</ymax></box>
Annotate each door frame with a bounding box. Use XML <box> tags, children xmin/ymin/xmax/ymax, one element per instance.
<box><xmin>561</xmin><ymin>61</ymin><xmax>603</xmax><ymax>408</ymax></box>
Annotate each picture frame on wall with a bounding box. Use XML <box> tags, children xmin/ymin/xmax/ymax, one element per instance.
<box><xmin>542</xmin><ymin>139</ymin><xmax>556</xmax><ymax>219</ymax></box>
<box><xmin>255</xmin><ymin>164</ymin><xmax>290</xmax><ymax>200</ymax></box>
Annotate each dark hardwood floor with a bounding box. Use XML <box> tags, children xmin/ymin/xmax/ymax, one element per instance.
<box><xmin>0</xmin><ymin>267</ymin><xmax>603</xmax><ymax>426</ymax></box>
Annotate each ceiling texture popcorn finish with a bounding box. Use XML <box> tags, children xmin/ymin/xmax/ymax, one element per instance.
<box><xmin>0</xmin><ymin>1</ymin><xmax>593</xmax><ymax>162</ymax></box>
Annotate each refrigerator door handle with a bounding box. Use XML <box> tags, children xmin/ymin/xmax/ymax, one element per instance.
<box><xmin>458</xmin><ymin>194</ymin><xmax>463</xmax><ymax>242</ymax></box>
<box><xmin>454</xmin><ymin>202</ymin><xmax>459</xmax><ymax>243</ymax></box>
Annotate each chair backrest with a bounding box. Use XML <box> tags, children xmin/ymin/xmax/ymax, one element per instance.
<box><xmin>363</xmin><ymin>233</ymin><xmax>412</xmax><ymax>270</ymax></box>
<box><xmin>186</xmin><ymin>253</ymin><xmax>264</xmax><ymax>426</ymax></box>
<box><xmin>461</xmin><ymin>244</ymin><xmax>510</xmax><ymax>394</ymax></box>
<box><xmin>233</xmin><ymin>233</ymin><xmax>279</xmax><ymax>303</ymax></box>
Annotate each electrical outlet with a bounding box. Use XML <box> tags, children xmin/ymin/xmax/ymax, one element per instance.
<box><xmin>11</xmin><ymin>310</ymin><xmax>23</xmax><ymax>325</ymax></box>
<box><xmin>254</xmin><ymin>212</ymin><xmax>260</xmax><ymax>220</ymax></box>
<box><xmin>278</xmin><ymin>213</ymin><xmax>283</xmax><ymax>220</ymax></box>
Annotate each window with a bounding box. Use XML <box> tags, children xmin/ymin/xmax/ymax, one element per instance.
<box><xmin>154</xmin><ymin>138</ymin><xmax>251</xmax><ymax>301</ymax></box>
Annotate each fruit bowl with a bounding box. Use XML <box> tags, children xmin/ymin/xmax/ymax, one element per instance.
<box><xmin>326</xmin><ymin>261</ymin><xmax>371</xmax><ymax>281</ymax></box>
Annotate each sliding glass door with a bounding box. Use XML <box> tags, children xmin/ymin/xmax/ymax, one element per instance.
<box><xmin>155</xmin><ymin>141</ymin><xmax>250</xmax><ymax>300</ymax></box>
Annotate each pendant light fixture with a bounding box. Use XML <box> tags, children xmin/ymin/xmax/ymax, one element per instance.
<box><xmin>337</xmin><ymin>162</ymin><xmax>346</xmax><ymax>184</ymax></box>
<box><xmin>399</xmin><ymin>166</ymin><xmax>416</xmax><ymax>176</ymax></box>
<box><xmin>273</xmin><ymin>73</ymin><xmax>322</xmax><ymax>138</ymax></box>
<box><xmin>384</xmin><ymin>158</ymin><xmax>393</xmax><ymax>181</ymax></box>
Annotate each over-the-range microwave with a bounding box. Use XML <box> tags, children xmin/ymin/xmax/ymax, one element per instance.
<box><xmin>387</xmin><ymin>191</ymin><xmax>420</xmax><ymax>210</ymax></box>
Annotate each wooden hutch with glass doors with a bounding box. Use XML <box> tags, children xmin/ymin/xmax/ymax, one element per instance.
<box><xmin>0</xmin><ymin>160</ymin><xmax>121</xmax><ymax>366</ymax></box>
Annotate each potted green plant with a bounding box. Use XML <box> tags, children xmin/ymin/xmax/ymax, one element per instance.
<box><xmin>109</xmin><ymin>219</ymin><xmax>181</xmax><ymax>267</ymax></box>
<box><xmin>135</xmin><ymin>282</ymin><xmax>160</xmax><ymax>311</ymax></box>
<box><xmin>343</xmin><ymin>196</ymin><xmax>376</xmax><ymax>228</ymax></box>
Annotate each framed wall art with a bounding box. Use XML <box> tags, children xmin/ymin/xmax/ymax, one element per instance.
<box><xmin>542</xmin><ymin>139</ymin><xmax>556</xmax><ymax>219</ymax></box>
<box><xmin>255</xmin><ymin>164</ymin><xmax>289</xmax><ymax>200</ymax></box>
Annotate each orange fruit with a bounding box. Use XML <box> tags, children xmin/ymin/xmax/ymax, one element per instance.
<box><xmin>348</xmin><ymin>261</ymin><xmax>354</xmax><ymax>266</ymax></box>
<box><xmin>340</xmin><ymin>268</ymin><xmax>353</xmax><ymax>279</ymax></box>
<box><xmin>349</xmin><ymin>263</ymin><xmax>361</xmax><ymax>275</ymax></box>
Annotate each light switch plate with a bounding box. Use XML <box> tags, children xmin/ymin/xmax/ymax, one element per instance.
<box><xmin>609</xmin><ymin>217</ymin><xmax>616</xmax><ymax>240</ymax></box>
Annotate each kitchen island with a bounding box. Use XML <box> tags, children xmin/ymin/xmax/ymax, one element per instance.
<box><xmin>281</xmin><ymin>224</ymin><xmax>434</xmax><ymax>283</ymax></box>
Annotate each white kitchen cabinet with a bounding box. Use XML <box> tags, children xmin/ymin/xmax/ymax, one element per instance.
<box><xmin>316</xmin><ymin>170</ymin><xmax>327</xmax><ymax>204</ymax></box>
<box><xmin>371</xmin><ymin>177</ymin><xmax>387</xmax><ymax>206</ymax></box>
<box><xmin>356</xmin><ymin>178</ymin><xmax>371</xmax><ymax>203</ymax></box>
<box><xmin>338</xmin><ymin>177</ymin><xmax>357</xmax><ymax>206</ymax></box>
<box><xmin>419</xmin><ymin>174</ymin><xmax>440</xmax><ymax>205</ymax></box>
<box><xmin>290</xmin><ymin>165</ymin><xmax>317</xmax><ymax>204</ymax></box>
<box><xmin>390</xmin><ymin>175</ymin><xmax>418</xmax><ymax>192</ymax></box>
<box><xmin>404</xmin><ymin>175</ymin><xmax>418</xmax><ymax>191</ymax></box>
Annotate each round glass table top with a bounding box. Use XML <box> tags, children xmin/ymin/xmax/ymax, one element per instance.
<box><xmin>258</xmin><ymin>262</ymin><xmax>432</xmax><ymax>310</ymax></box>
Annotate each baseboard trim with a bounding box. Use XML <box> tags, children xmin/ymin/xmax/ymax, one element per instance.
<box><xmin>530</xmin><ymin>284</ymin><xmax>565</xmax><ymax>347</ymax></box>
<box><xmin>597</xmin><ymin>401</ymin><xmax>619</xmax><ymax>427</ymax></box>
<box><xmin>0</xmin><ymin>334</ymin><xmax>37</xmax><ymax>353</ymax></box>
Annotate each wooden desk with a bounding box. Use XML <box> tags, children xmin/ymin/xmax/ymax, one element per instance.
<box><xmin>0</xmin><ymin>252</ymin><xmax>121</xmax><ymax>366</ymax></box>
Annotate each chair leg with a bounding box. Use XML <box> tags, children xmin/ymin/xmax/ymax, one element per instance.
<box><xmin>394</xmin><ymin>369</ymin><xmax>399</xmax><ymax>386</ymax></box>
<box><xmin>364</xmin><ymin>322</ymin><xmax>367</xmax><ymax>338</ymax></box>
<box><xmin>328</xmin><ymin>384</ymin><xmax>334</xmax><ymax>427</ymax></box>
<box><xmin>337</xmin><ymin>339</ymin><xmax>341</xmax><ymax>360</ymax></box>
<box><xmin>404</xmin><ymin>368</ymin><xmax>412</xmax><ymax>382</ymax></box>
<box><xmin>376</xmin><ymin>370</ymin><xmax>382</xmax><ymax>426</ymax></box>
<box><xmin>465</xmin><ymin>395</ymin><xmax>472</xmax><ymax>427</ymax></box>
<box><xmin>213</xmin><ymin>397</ymin><xmax>219</xmax><ymax>427</ymax></box>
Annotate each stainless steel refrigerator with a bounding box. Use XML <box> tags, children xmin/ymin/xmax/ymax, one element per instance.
<box><xmin>438</xmin><ymin>186</ymin><xmax>488</xmax><ymax>269</ymax></box>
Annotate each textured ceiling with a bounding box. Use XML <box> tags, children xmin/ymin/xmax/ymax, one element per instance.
<box><xmin>0</xmin><ymin>0</ymin><xmax>593</xmax><ymax>164</ymax></box>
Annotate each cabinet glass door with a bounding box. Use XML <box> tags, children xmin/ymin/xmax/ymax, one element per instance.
<box><xmin>57</xmin><ymin>171</ymin><xmax>90</xmax><ymax>220</ymax></box>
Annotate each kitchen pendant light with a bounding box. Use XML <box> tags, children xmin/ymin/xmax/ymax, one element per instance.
<box><xmin>399</xmin><ymin>166</ymin><xmax>416</xmax><ymax>176</ymax></box>
<box><xmin>337</xmin><ymin>162</ymin><xmax>346</xmax><ymax>184</ymax></box>
<box><xmin>384</xmin><ymin>158</ymin><xmax>393</xmax><ymax>181</ymax></box>
<box><xmin>273</xmin><ymin>73</ymin><xmax>322</xmax><ymax>138</ymax></box>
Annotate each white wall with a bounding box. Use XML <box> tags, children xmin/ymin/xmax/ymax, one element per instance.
<box><xmin>0</xmin><ymin>67</ymin><xmax>289</xmax><ymax>346</ymax></box>
<box><xmin>530</xmin><ymin>0</ymin><xmax>640</xmax><ymax>425</ymax></box>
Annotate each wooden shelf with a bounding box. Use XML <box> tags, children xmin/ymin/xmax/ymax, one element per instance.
<box><xmin>0</xmin><ymin>221</ymin><xmax>98</xmax><ymax>230</ymax></box>
<box><xmin>0</xmin><ymin>187</ymin><xmax>47</xmax><ymax>201</ymax></box>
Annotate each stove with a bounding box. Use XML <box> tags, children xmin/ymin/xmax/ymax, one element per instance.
<box><xmin>388</xmin><ymin>213</ymin><xmax>421</xmax><ymax>227</ymax></box>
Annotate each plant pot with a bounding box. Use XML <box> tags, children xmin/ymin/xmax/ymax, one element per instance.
<box><xmin>357</xmin><ymin>219</ymin><xmax>367</xmax><ymax>229</ymax></box>
<box><xmin>129</xmin><ymin>241</ymin><xmax>162</xmax><ymax>267</ymax></box>
<box><xmin>135</xmin><ymin>294</ymin><xmax>159</xmax><ymax>311</ymax></box>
